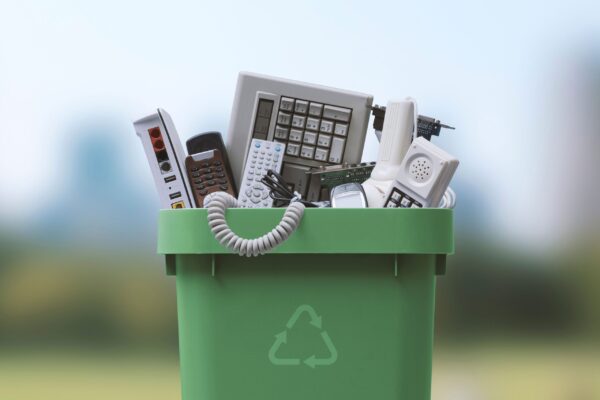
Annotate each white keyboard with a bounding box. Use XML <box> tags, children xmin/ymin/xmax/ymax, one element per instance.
<box><xmin>237</xmin><ymin>139</ymin><xmax>285</xmax><ymax>208</ymax></box>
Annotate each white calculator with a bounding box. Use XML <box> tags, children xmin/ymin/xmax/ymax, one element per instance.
<box><xmin>237</xmin><ymin>139</ymin><xmax>285</xmax><ymax>208</ymax></box>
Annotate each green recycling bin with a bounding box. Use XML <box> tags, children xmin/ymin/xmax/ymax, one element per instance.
<box><xmin>158</xmin><ymin>208</ymin><xmax>453</xmax><ymax>400</ymax></box>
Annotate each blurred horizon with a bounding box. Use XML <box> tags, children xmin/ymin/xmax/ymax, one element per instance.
<box><xmin>1</xmin><ymin>0</ymin><xmax>599</xmax><ymax>399</ymax></box>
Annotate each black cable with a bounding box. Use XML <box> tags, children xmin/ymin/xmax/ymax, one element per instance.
<box><xmin>260</xmin><ymin>170</ymin><xmax>321</xmax><ymax>207</ymax></box>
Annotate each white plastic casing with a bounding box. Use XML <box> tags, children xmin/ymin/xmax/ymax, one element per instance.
<box><xmin>133</xmin><ymin>109</ymin><xmax>194</xmax><ymax>209</ymax></box>
<box><xmin>362</xmin><ymin>99</ymin><xmax>416</xmax><ymax>207</ymax></box>
<box><xmin>384</xmin><ymin>137</ymin><xmax>459</xmax><ymax>208</ymax></box>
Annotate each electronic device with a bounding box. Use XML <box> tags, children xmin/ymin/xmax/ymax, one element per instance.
<box><xmin>305</xmin><ymin>162</ymin><xmax>375</xmax><ymax>202</ymax></box>
<box><xmin>383</xmin><ymin>137</ymin><xmax>459</xmax><ymax>208</ymax></box>
<box><xmin>186</xmin><ymin>132</ymin><xmax>237</xmax><ymax>191</ymax></box>
<box><xmin>362</xmin><ymin>99</ymin><xmax>416</xmax><ymax>208</ymax></box>
<box><xmin>134</xmin><ymin>108</ymin><xmax>193</xmax><ymax>209</ymax></box>
<box><xmin>330</xmin><ymin>183</ymin><xmax>368</xmax><ymax>208</ymax></box>
<box><xmin>185</xmin><ymin>149</ymin><xmax>236</xmax><ymax>208</ymax></box>
<box><xmin>371</xmin><ymin>104</ymin><xmax>454</xmax><ymax>142</ymax></box>
<box><xmin>416</xmin><ymin>116</ymin><xmax>455</xmax><ymax>141</ymax></box>
<box><xmin>225</xmin><ymin>72</ymin><xmax>373</xmax><ymax>197</ymax></box>
<box><xmin>237</xmin><ymin>139</ymin><xmax>285</xmax><ymax>208</ymax></box>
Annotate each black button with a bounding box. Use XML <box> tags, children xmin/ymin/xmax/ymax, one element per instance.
<box><xmin>201</xmin><ymin>162</ymin><xmax>209</xmax><ymax>168</ymax></box>
<box><xmin>199</xmin><ymin>189</ymin><xmax>208</xmax><ymax>195</ymax></box>
<box><xmin>192</xmin><ymin>172</ymin><xmax>200</xmax><ymax>178</ymax></box>
<box><xmin>207</xmin><ymin>180</ymin><xmax>216</xmax><ymax>186</ymax></box>
<box><xmin>217</xmin><ymin>179</ymin><xmax>227</xmax><ymax>184</ymax></box>
<box><xmin>204</xmin><ymin>174</ymin><xmax>214</xmax><ymax>180</ymax></box>
<box><xmin>214</xmin><ymin>161</ymin><xmax>222</xmax><ymax>166</ymax></box>
<box><xmin>196</xmin><ymin>184</ymin><xmax>205</xmax><ymax>190</ymax></box>
<box><xmin>191</xmin><ymin>166</ymin><xmax>199</xmax><ymax>172</ymax></box>
<box><xmin>194</xmin><ymin>179</ymin><xmax>202</xmax><ymax>184</ymax></box>
<box><xmin>215</xmin><ymin>167</ymin><xmax>223</xmax><ymax>172</ymax></box>
<box><xmin>203</xmin><ymin>168</ymin><xmax>212</xmax><ymax>174</ymax></box>
<box><xmin>220</xmin><ymin>185</ymin><xmax>228</xmax><ymax>191</ymax></box>
<box><xmin>217</xmin><ymin>173</ymin><xmax>225</xmax><ymax>178</ymax></box>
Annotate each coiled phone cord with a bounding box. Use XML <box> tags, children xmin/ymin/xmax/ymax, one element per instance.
<box><xmin>204</xmin><ymin>192</ymin><xmax>305</xmax><ymax>257</ymax></box>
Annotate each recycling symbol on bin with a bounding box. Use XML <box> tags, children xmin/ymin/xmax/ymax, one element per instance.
<box><xmin>268</xmin><ymin>304</ymin><xmax>338</xmax><ymax>368</ymax></box>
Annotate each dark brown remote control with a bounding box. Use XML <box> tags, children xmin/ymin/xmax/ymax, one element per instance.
<box><xmin>185</xmin><ymin>149</ymin><xmax>237</xmax><ymax>207</ymax></box>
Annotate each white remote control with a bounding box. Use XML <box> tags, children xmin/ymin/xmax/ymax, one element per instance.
<box><xmin>237</xmin><ymin>139</ymin><xmax>286</xmax><ymax>208</ymax></box>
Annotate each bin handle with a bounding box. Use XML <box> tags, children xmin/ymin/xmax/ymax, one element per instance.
<box><xmin>205</xmin><ymin>192</ymin><xmax>305</xmax><ymax>257</ymax></box>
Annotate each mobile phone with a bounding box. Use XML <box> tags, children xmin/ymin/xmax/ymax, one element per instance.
<box><xmin>330</xmin><ymin>182</ymin><xmax>368</xmax><ymax>208</ymax></box>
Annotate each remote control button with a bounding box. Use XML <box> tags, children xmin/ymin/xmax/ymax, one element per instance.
<box><xmin>220</xmin><ymin>185</ymin><xmax>228</xmax><ymax>191</ymax></box>
<box><xmin>294</xmin><ymin>100</ymin><xmax>308</xmax><ymax>114</ymax></box>
<box><xmin>255</xmin><ymin>177</ymin><xmax>262</xmax><ymax>182</ymax></box>
<box><xmin>246</xmin><ymin>181</ymin><xmax>251</xmax><ymax>186</ymax></box>
<box><xmin>214</xmin><ymin>161</ymin><xmax>222</xmax><ymax>166</ymax></box>
<box><xmin>245</xmin><ymin>188</ymin><xmax>252</xmax><ymax>196</ymax></box>
<box><xmin>303</xmin><ymin>131</ymin><xmax>317</xmax><ymax>145</ymax></box>
<box><xmin>291</xmin><ymin>115</ymin><xmax>306</xmax><ymax>128</ymax></box>
<box><xmin>217</xmin><ymin>173</ymin><xmax>226</xmax><ymax>178</ymax></box>
<box><xmin>255</xmin><ymin>142</ymin><xmax>261</xmax><ymax>148</ymax></box>
<box><xmin>191</xmin><ymin>166</ymin><xmax>199</xmax><ymax>172</ymax></box>
<box><xmin>207</xmin><ymin>180</ymin><xmax>215</xmax><ymax>186</ymax></box>
<box><xmin>218</xmin><ymin>179</ymin><xmax>227</xmax><ymax>184</ymax></box>
<box><xmin>328</xmin><ymin>137</ymin><xmax>345</xmax><ymax>163</ymax></box>
<box><xmin>277</xmin><ymin>111</ymin><xmax>291</xmax><ymax>126</ymax></box>
<box><xmin>241</xmin><ymin>197</ymin><xmax>247</xmax><ymax>203</ymax></box>
<box><xmin>252</xmin><ymin>191</ymin><xmax>261</xmax><ymax>198</ymax></box>
<box><xmin>314</xmin><ymin>148</ymin><xmax>328</xmax><ymax>161</ymax></box>
<box><xmin>194</xmin><ymin>179</ymin><xmax>202</xmax><ymax>184</ymax></box>
<box><xmin>262</xmin><ymin>201</ymin><xmax>269</xmax><ymax>206</ymax></box>
<box><xmin>289</xmin><ymin>129</ymin><xmax>303</xmax><ymax>142</ymax></box>
<box><xmin>204</xmin><ymin>174</ymin><xmax>214</xmax><ymax>180</ymax></box>
<box><xmin>275</xmin><ymin>145</ymin><xmax>282</xmax><ymax>152</ymax></box>
<box><xmin>323</xmin><ymin>105</ymin><xmax>351</xmax><ymax>122</ymax></box>
<box><xmin>275</xmin><ymin>126</ymin><xmax>289</xmax><ymax>139</ymax></box>
<box><xmin>201</xmin><ymin>162</ymin><xmax>210</xmax><ymax>168</ymax></box>
<box><xmin>215</xmin><ymin>167</ymin><xmax>223</xmax><ymax>172</ymax></box>
<box><xmin>199</xmin><ymin>189</ymin><xmax>208</xmax><ymax>195</ymax></box>
<box><xmin>192</xmin><ymin>172</ymin><xmax>201</xmax><ymax>178</ymax></box>
<box><xmin>251</xmin><ymin>197</ymin><xmax>261</xmax><ymax>204</ymax></box>
<box><xmin>319</xmin><ymin>120</ymin><xmax>334</xmax><ymax>134</ymax></box>
<box><xmin>280</xmin><ymin>97</ymin><xmax>295</xmax><ymax>112</ymax></box>
<box><xmin>247</xmin><ymin>169</ymin><xmax>254</xmax><ymax>175</ymax></box>
<box><xmin>253</xmin><ymin>184</ymin><xmax>263</xmax><ymax>190</ymax></box>
<box><xmin>262</xmin><ymin>191</ymin><xmax>269</xmax><ymax>199</ymax></box>
<box><xmin>317</xmin><ymin>134</ymin><xmax>332</xmax><ymax>147</ymax></box>
<box><xmin>334</xmin><ymin>123</ymin><xmax>348</xmax><ymax>136</ymax></box>
<box><xmin>196</xmin><ymin>183</ymin><xmax>206</xmax><ymax>190</ymax></box>
<box><xmin>308</xmin><ymin>102</ymin><xmax>323</xmax><ymax>117</ymax></box>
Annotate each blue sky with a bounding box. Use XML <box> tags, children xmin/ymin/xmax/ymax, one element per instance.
<box><xmin>0</xmin><ymin>0</ymin><xmax>599</xmax><ymax>249</ymax></box>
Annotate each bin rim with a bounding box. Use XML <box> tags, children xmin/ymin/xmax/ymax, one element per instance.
<box><xmin>157</xmin><ymin>208</ymin><xmax>454</xmax><ymax>255</ymax></box>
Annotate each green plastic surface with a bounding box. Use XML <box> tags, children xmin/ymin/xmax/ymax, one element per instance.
<box><xmin>158</xmin><ymin>208</ymin><xmax>454</xmax><ymax>254</ymax></box>
<box><xmin>158</xmin><ymin>208</ymin><xmax>454</xmax><ymax>400</ymax></box>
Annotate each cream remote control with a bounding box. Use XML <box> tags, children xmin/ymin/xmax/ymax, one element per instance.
<box><xmin>238</xmin><ymin>139</ymin><xmax>285</xmax><ymax>208</ymax></box>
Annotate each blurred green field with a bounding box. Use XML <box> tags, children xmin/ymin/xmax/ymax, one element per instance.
<box><xmin>1</xmin><ymin>344</ymin><xmax>599</xmax><ymax>400</ymax></box>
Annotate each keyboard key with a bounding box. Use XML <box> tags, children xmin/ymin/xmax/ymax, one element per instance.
<box><xmin>314</xmin><ymin>148</ymin><xmax>328</xmax><ymax>161</ymax></box>
<box><xmin>291</xmin><ymin>115</ymin><xmax>306</xmax><ymax>128</ymax></box>
<box><xmin>294</xmin><ymin>100</ymin><xmax>308</xmax><ymax>114</ymax></box>
<box><xmin>303</xmin><ymin>131</ymin><xmax>317</xmax><ymax>145</ymax></box>
<box><xmin>334</xmin><ymin>123</ymin><xmax>348</xmax><ymax>136</ymax></box>
<box><xmin>300</xmin><ymin>145</ymin><xmax>315</xmax><ymax>159</ymax></box>
<box><xmin>328</xmin><ymin>137</ymin><xmax>346</xmax><ymax>163</ymax></box>
<box><xmin>280</xmin><ymin>97</ymin><xmax>294</xmax><ymax>112</ymax></box>
<box><xmin>323</xmin><ymin>105</ymin><xmax>351</xmax><ymax>122</ymax></box>
<box><xmin>274</xmin><ymin>126</ymin><xmax>289</xmax><ymax>139</ymax></box>
<box><xmin>400</xmin><ymin>197</ymin><xmax>411</xmax><ymax>207</ymax></box>
<box><xmin>286</xmin><ymin>143</ymin><xmax>300</xmax><ymax>156</ymax></box>
<box><xmin>308</xmin><ymin>102</ymin><xmax>323</xmax><ymax>116</ymax></box>
<box><xmin>306</xmin><ymin>117</ymin><xmax>320</xmax><ymax>131</ymax></box>
<box><xmin>319</xmin><ymin>120</ymin><xmax>334</xmax><ymax>133</ymax></box>
<box><xmin>317</xmin><ymin>134</ymin><xmax>332</xmax><ymax>147</ymax></box>
<box><xmin>289</xmin><ymin>129</ymin><xmax>303</xmax><ymax>142</ymax></box>
<box><xmin>277</xmin><ymin>111</ymin><xmax>291</xmax><ymax>126</ymax></box>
